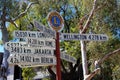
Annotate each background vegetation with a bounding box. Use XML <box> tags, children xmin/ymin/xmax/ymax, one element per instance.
<box><xmin>0</xmin><ymin>0</ymin><xmax>120</xmax><ymax>80</ymax></box>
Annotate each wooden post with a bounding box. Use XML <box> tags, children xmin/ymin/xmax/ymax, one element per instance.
<box><xmin>56</xmin><ymin>32</ymin><xmax>61</xmax><ymax>80</ymax></box>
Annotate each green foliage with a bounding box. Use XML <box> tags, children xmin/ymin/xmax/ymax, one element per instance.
<box><xmin>22</xmin><ymin>68</ymin><xmax>36</xmax><ymax>80</ymax></box>
<box><xmin>1</xmin><ymin>0</ymin><xmax>120</xmax><ymax>79</ymax></box>
<box><xmin>0</xmin><ymin>40</ymin><xmax>3</xmax><ymax>45</ymax></box>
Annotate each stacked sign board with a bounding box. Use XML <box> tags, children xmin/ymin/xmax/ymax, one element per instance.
<box><xmin>8</xmin><ymin>54</ymin><xmax>56</xmax><ymax>66</ymax></box>
<box><xmin>5</xmin><ymin>22</ymin><xmax>57</xmax><ymax>68</ymax></box>
<box><xmin>5</xmin><ymin>20</ymin><xmax>108</xmax><ymax>68</ymax></box>
<box><xmin>5</xmin><ymin>21</ymin><xmax>77</xmax><ymax>68</ymax></box>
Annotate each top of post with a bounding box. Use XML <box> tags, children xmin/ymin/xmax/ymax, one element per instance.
<box><xmin>47</xmin><ymin>11</ymin><xmax>64</xmax><ymax>32</ymax></box>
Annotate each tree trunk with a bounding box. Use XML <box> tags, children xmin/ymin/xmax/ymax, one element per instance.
<box><xmin>1</xmin><ymin>3</ymin><xmax>9</xmax><ymax>79</ymax></box>
<box><xmin>1</xmin><ymin>21</ymin><xmax>9</xmax><ymax>80</ymax></box>
<box><xmin>80</xmin><ymin>41</ymin><xmax>88</xmax><ymax>80</ymax></box>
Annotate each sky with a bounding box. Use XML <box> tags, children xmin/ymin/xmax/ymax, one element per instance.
<box><xmin>0</xmin><ymin>31</ymin><xmax>4</xmax><ymax>52</ymax></box>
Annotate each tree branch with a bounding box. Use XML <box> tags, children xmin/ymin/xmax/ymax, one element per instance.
<box><xmin>86</xmin><ymin>48</ymin><xmax>120</xmax><ymax>80</ymax></box>
<box><xmin>6</xmin><ymin>19</ymin><xmax>18</xmax><ymax>28</ymax></box>
<box><xmin>13</xmin><ymin>2</ymin><xmax>37</xmax><ymax>21</ymax></box>
<box><xmin>98</xmin><ymin>48</ymin><xmax>120</xmax><ymax>65</ymax></box>
<box><xmin>47</xmin><ymin>66</ymin><xmax>56</xmax><ymax>76</ymax></box>
<box><xmin>5</xmin><ymin>2</ymin><xmax>37</xmax><ymax>28</ymax></box>
<box><xmin>72</xmin><ymin>57</ymin><xmax>80</xmax><ymax>71</ymax></box>
<box><xmin>85</xmin><ymin>68</ymin><xmax>100</xmax><ymax>80</ymax></box>
<box><xmin>61</xmin><ymin>61</ymin><xmax>67</xmax><ymax>73</ymax></box>
<box><xmin>81</xmin><ymin>0</ymin><xmax>97</xmax><ymax>33</ymax></box>
<box><xmin>79</xmin><ymin>1</ymin><xmax>107</xmax><ymax>28</ymax></box>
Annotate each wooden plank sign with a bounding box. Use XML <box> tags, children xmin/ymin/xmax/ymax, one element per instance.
<box><xmin>60</xmin><ymin>52</ymin><xmax>76</xmax><ymax>63</ymax></box>
<box><xmin>13</xmin><ymin>30</ymin><xmax>54</xmax><ymax>39</ymax></box>
<box><xmin>6</xmin><ymin>46</ymin><xmax>55</xmax><ymax>56</ymax></box>
<box><xmin>60</xmin><ymin>33</ymin><xmax>108</xmax><ymax>41</ymax></box>
<box><xmin>34</xmin><ymin>20</ymin><xmax>56</xmax><ymax>38</ymax></box>
<box><xmin>4</xmin><ymin>42</ymin><xmax>27</xmax><ymax>50</ymax></box>
<box><xmin>26</xmin><ymin>38</ymin><xmax>55</xmax><ymax>48</ymax></box>
<box><xmin>8</xmin><ymin>54</ymin><xmax>56</xmax><ymax>65</ymax></box>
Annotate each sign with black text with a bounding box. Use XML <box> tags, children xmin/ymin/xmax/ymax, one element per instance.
<box><xmin>4</xmin><ymin>42</ymin><xmax>27</xmax><ymax>50</ymax></box>
<box><xmin>60</xmin><ymin>52</ymin><xmax>76</xmax><ymax>63</ymax></box>
<box><xmin>6</xmin><ymin>46</ymin><xmax>55</xmax><ymax>56</ymax></box>
<box><xmin>8</xmin><ymin>54</ymin><xmax>56</xmax><ymax>65</ymax></box>
<box><xmin>13</xmin><ymin>30</ymin><xmax>54</xmax><ymax>39</ymax></box>
<box><xmin>60</xmin><ymin>33</ymin><xmax>108</xmax><ymax>41</ymax></box>
<box><xmin>26</xmin><ymin>38</ymin><xmax>55</xmax><ymax>48</ymax></box>
<box><xmin>34</xmin><ymin>21</ymin><xmax>56</xmax><ymax>38</ymax></box>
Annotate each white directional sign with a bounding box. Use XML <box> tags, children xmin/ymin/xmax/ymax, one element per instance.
<box><xmin>18</xmin><ymin>64</ymin><xmax>49</xmax><ymax>68</ymax></box>
<box><xmin>13</xmin><ymin>30</ymin><xmax>54</xmax><ymax>39</ymax></box>
<box><xmin>34</xmin><ymin>21</ymin><xmax>56</xmax><ymax>38</ymax></box>
<box><xmin>6</xmin><ymin>46</ymin><xmax>55</xmax><ymax>56</ymax></box>
<box><xmin>18</xmin><ymin>60</ymin><xmax>56</xmax><ymax>68</ymax></box>
<box><xmin>60</xmin><ymin>52</ymin><xmax>76</xmax><ymax>63</ymax></box>
<box><xmin>4</xmin><ymin>42</ymin><xmax>27</xmax><ymax>50</ymax></box>
<box><xmin>26</xmin><ymin>38</ymin><xmax>55</xmax><ymax>48</ymax></box>
<box><xmin>60</xmin><ymin>33</ymin><xmax>108</xmax><ymax>41</ymax></box>
<box><xmin>8</xmin><ymin>54</ymin><xmax>56</xmax><ymax>65</ymax></box>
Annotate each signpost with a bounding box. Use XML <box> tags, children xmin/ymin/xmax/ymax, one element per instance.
<box><xmin>34</xmin><ymin>21</ymin><xmax>56</xmax><ymax>38</ymax></box>
<box><xmin>5</xmin><ymin>10</ymin><xmax>108</xmax><ymax>80</ymax></box>
<box><xmin>18</xmin><ymin>52</ymin><xmax>76</xmax><ymax>68</ymax></box>
<box><xmin>60</xmin><ymin>52</ymin><xmax>76</xmax><ymax>63</ymax></box>
<box><xmin>26</xmin><ymin>38</ymin><xmax>55</xmax><ymax>48</ymax></box>
<box><xmin>5</xmin><ymin>46</ymin><xmax>55</xmax><ymax>56</ymax></box>
<box><xmin>60</xmin><ymin>33</ymin><xmax>108</xmax><ymax>41</ymax></box>
<box><xmin>47</xmin><ymin>11</ymin><xmax>64</xmax><ymax>80</ymax></box>
<box><xmin>8</xmin><ymin>54</ymin><xmax>56</xmax><ymax>65</ymax></box>
<box><xmin>4</xmin><ymin>42</ymin><xmax>27</xmax><ymax>49</ymax></box>
<box><xmin>13</xmin><ymin>30</ymin><xmax>54</xmax><ymax>39</ymax></box>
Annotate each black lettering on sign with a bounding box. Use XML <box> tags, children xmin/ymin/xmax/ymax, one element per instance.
<box><xmin>10</xmin><ymin>57</ymin><xmax>19</xmax><ymax>63</ymax></box>
<box><xmin>41</xmin><ymin>57</ymin><xmax>45</xmax><ymax>63</ymax></box>
<box><xmin>33</xmin><ymin>57</ymin><xmax>40</xmax><ymax>63</ymax></box>
<box><xmin>88</xmin><ymin>35</ymin><xmax>92</xmax><ymax>40</ymax></box>
<box><xmin>28</xmin><ymin>32</ymin><xmax>36</xmax><ymax>38</ymax></box>
<box><xmin>65</xmin><ymin>55</ymin><xmax>69</xmax><ymax>60</ymax></box>
<box><xmin>43</xmin><ymin>49</ymin><xmax>51</xmax><ymax>55</ymax></box>
<box><xmin>103</xmin><ymin>36</ymin><xmax>107</xmax><ymax>40</ymax></box>
<box><xmin>92</xmin><ymin>35</ymin><xmax>99</xmax><ymax>40</ymax></box>
<box><xmin>14</xmin><ymin>47</ymin><xmax>22</xmax><ymax>53</ymax></box>
<box><xmin>10</xmin><ymin>57</ymin><xmax>13</xmax><ymax>63</ymax></box>
<box><xmin>45</xmin><ymin>41</ymin><xmax>53</xmax><ymax>47</ymax></box>
<box><xmin>20</xmin><ymin>55</ymin><xmax>31</xmax><ymax>62</ymax></box>
<box><xmin>38</xmin><ymin>40</ymin><xmax>44</xmax><ymax>46</ymax></box>
<box><xmin>7</xmin><ymin>43</ymin><xmax>10</xmax><ymax>47</ymax></box>
<box><xmin>41</xmin><ymin>57</ymin><xmax>52</xmax><ymax>63</ymax></box>
<box><xmin>34</xmin><ymin>49</ymin><xmax>53</xmax><ymax>55</ymax></box>
<box><xmin>74</xmin><ymin>35</ymin><xmax>79</xmax><ymax>39</ymax></box>
<box><xmin>23</xmin><ymin>48</ymin><xmax>32</xmax><ymax>53</ymax></box>
<box><xmin>46</xmin><ymin>58</ymin><xmax>49</xmax><ymax>63</ymax></box>
<box><xmin>27</xmin><ymin>38</ymin><xmax>37</xmax><ymax>44</ymax></box>
<box><xmin>20</xmin><ymin>56</ymin><xmax>25</xmax><ymax>62</ymax></box>
<box><xmin>80</xmin><ymin>35</ymin><xmax>87</xmax><ymax>40</ymax></box>
<box><xmin>64</xmin><ymin>35</ymin><xmax>68</xmax><ymax>40</ymax></box>
<box><xmin>14</xmin><ymin>57</ymin><xmax>19</xmax><ymax>63</ymax></box>
<box><xmin>15</xmin><ymin>31</ymin><xmax>27</xmax><ymax>38</ymax></box>
<box><xmin>41</xmin><ymin>57</ymin><xmax>50</xmax><ymax>63</ymax></box>
<box><xmin>25</xmin><ymin>56</ymin><xmax>31</xmax><ymax>62</ymax></box>
<box><xmin>37</xmin><ymin>33</ymin><xmax>46</xmax><ymax>38</ymax></box>
<box><xmin>50</xmin><ymin>58</ymin><xmax>54</xmax><ymax>63</ymax></box>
